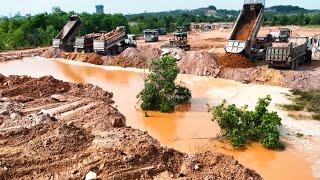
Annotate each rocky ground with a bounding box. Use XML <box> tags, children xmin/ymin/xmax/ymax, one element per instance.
<box><xmin>0</xmin><ymin>74</ymin><xmax>261</xmax><ymax>179</ymax></box>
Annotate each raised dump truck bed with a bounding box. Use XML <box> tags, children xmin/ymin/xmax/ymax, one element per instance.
<box><xmin>52</xmin><ymin>15</ymin><xmax>82</xmax><ymax>51</ymax></box>
<box><xmin>266</xmin><ymin>38</ymin><xmax>309</xmax><ymax>69</ymax></box>
<box><xmin>225</xmin><ymin>0</ymin><xmax>265</xmax><ymax>57</ymax></box>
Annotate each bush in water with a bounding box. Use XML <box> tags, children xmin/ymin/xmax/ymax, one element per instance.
<box><xmin>211</xmin><ymin>95</ymin><xmax>285</xmax><ymax>150</ymax></box>
<box><xmin>137</xmin><ymin>55</ymin><xmax>191</xmax><ymax>113</ymax></box>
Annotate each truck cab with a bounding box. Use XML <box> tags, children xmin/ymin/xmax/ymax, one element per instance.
<box><xmin>125</xmin><ymin>34</ymin><xmax>137</xmax><ymax>47</ymax></box>
<box><xmin>143</xmin><ymin>29</ymin><xmax>159</xmax><ymax>42</ymax></box>
<box><xmin>279</xmin><ymin>28</ymin><xmax>292</xmax><ymax>42</ymax></box>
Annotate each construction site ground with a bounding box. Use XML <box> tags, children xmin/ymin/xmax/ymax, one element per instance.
<box><xmin>1</xmin><ymin>26</ymin><xmax>320</xmax><ymax>90</ymax></box>
<box><xmin>0</xmin><ymin>74</ymin><xmax>262</xmax><ymax>179</ymax></box>
<box><xmin>1</xmin><ymin>25</ymin><xmax>320</xmax><ymax>179</ymax></box>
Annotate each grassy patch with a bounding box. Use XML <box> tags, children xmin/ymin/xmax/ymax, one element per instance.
<box><xmin>312</xmin><ymin>114</ymin><xmax>320</xmax><ymax>121</ymax></box>
<box><xmin>281</xmin><ymin>104</ymin><xmax>304</xmax><ymax>111</ymax></box>
<box><xmin>282</xmin><ymin>89</ymin><xmax>320</xmax><ymax>120</ymax></box>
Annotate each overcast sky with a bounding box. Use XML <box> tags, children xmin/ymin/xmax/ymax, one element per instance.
<box><xmin>0</xmin><ymin>0</ymin><xmax>318</xmax><ymax>16</ymax></box>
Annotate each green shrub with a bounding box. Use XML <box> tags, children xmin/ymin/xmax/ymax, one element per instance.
<box><xmin>282</xmin><ymin>89</ymin><xmax>320</xmax><ymax>120</ymax></box>
<box><xmin>211</xmin><ymin>95</ymin><xmax>285</xmax><ymax>150</ymax></box>
<box><xmin>137</xmin><ymin>55</ymin><xmax>191</xmax><ymax>113</ymax></box>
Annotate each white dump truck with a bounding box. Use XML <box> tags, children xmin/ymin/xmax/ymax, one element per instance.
<box><xmin>93</xmin><ymin>27</ymin><xmax>136</xmax><ymax>55</ymax></box>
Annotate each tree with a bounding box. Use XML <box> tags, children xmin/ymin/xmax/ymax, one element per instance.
<box><xmin>211</xmin><ymin>96</ymin><xmax>285</xmax><ymax>150</ymax></box>
<box><xmin>137</xmin><ymin>56</ymin><xmax>191</xmax><ymax>113</ymax></box>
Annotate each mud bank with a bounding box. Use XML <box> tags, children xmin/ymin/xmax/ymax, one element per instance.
<box><xmin>0</xmin><ymin>74</ymin><xmax>261</xmax><ymax>179</ymax></box>
<box><xmin>0</xmin><ymin>48</ymin><xmax>50</xmax><ymax>62</ymax></box>
<box><xmin>38</xmin><ymin>46</ymin><xmax>320</xmax><ymax>90</ymax></box>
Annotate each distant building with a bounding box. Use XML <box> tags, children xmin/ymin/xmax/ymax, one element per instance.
<box><xmin>95</xmin><ymin>5</ymin><xmax>104</xmax><ymax>14</ymax></box>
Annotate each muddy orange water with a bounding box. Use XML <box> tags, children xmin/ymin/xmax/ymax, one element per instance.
<box><xmin>0</xmin><ymin>58</ymin><xmax>317</xmax><ymax>180</ymax></box>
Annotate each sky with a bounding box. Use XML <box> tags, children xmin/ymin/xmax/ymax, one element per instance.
<box><xmin>0</xmin><ymin>0</ymin><xmax>318</xmax><ymax>16</ymax></box>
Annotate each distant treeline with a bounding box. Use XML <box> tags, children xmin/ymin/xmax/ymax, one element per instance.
<box><xmin>0</xmin><ymin>5</ymin><xmax>320</xmax><ymax>50</ymax></box>
<box><xmin>0</xmin><ymin>7</ymin><xmax>128</xmax><ymax>50</ymax></box>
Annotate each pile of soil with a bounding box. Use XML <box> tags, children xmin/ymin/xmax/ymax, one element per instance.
<box><xmin>40</xmin><ymin>48</ymin><xmax>62</xmax><ymax>58</ymax></box>
<box><xmin>62</xmin><ymin>52</ymin><xmax>103</xmax><ymax>65</ymax></box>
<box><xmin>178</xmin><ymin>50</ymin><xmax>221</xmax><ymax>76</ymax></box>
<box><xmin>0</xmin><ymin>75</ymin><xmax>261</xmax><ymax>179</ymax></box>
<box><xmin>97</xmin><ymin>28</ymin><xmax>123</xmax><ymax>40</ymax></box>
<box><xmin>102</xmin><ymin>47</ymin><xmax>161</xmax><ymax>68</ymax></box>
<box><xmin>217</xmin><ymin>53</ymin><xmax>254</xmax><ymax>68</ymax></box>
<box><xmin>0</xmin><ymin>48</ymin><xmax>49</xmax><ymax>62</ymax></box>
<box><xmin>217</xmin><ymin>62</ymin><xmax>320</xmax><ymax>90</ymax></box>
<box><xmin>191</xmin><ymin>37</ymin><xmax>227</xmax><ymax>50</ymax></box>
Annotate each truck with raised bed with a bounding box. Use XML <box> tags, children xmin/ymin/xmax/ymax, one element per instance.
<box><xmin>225</xmin><ymin>0</ymin><xmax>265</xmax><ymax>59</ymax></box>
<box><xmin>52</xmin><ymin>15</ymin><xmax>82</xmax><ymax>51</ymax></box>
<box><xmin>93</xmin><ymin>27</ymin><xmax>136</xmax><ymax>55</ymax></box>
<box><xmin>266</xmin><ymin>37</ymin><xmax>313</xmax><ymax>69</ymax></box>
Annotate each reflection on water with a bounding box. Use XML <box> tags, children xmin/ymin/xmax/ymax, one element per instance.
<box><xmin>0</xmin><ymin>57</ymin><xmax>315</xmax><ymax>180</ymax></box>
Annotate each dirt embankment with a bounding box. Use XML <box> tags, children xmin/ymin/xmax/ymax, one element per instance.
<box><xmin>102</xmin><ymin>47</ymin><xmax>162</xmax><ymax>68</ymax></box>
<box><xmin>41</xmin><ymin>48</ymin><xmax>63</xmax><ymax>59</ymax></box>
<box><xmin>0</xmin><ymin>48</ymin><xmax>50</xmax><ymax>62</ymax></box>
<box><xmin>0</xmin><ymin>74</ymin><xmax>261</xmax><ymax>179</ymax></box>
<box><xmin>218</xmin><ymin>62</ymin><xmax>320</xmax><ymax>90</ymax></box>
<box><xmin>62</xmin><ymin>52</ymin><xmax>103</xmax><ymax>65</ymax></box>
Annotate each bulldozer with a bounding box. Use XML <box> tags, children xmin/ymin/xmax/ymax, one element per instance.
<box><xmin>161</xmin><ymin>32</ymin><xmax>191</xmax><ymax>51</ymax></box>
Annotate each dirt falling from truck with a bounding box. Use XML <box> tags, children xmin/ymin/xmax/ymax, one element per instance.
<box><xmin>217</xmin><ymin>4</ymin><xmax>260</xmax><ymax>68</ymax></box>
<box><xmin>217</xmin><ymin>53</ymin><xmax>254</xmax><ymax>68</ymax></box>
<box><xmin>233</xmin><ymin>12</ymin><xmax>258</xmax><ymax>41</ymax></box>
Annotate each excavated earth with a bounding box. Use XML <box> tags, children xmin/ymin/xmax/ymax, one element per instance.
<box><xmin>0</xmin><ymin>74</ymin><xmax>261</xmax><ymax>179</ymax></box>
<box><xmin>1</xmin><ymin>45</ymin><xmax>319</xmax><ymax>90</ymax></box>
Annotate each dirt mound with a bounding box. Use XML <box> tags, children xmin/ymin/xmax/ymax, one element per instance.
<box><xmin>0</xmin><ymin>75</ymin><xmax>70</xmax><ymax>101</ymax></box>
<box><xmin>27</xmin><ymin>123</ymin><xmax>93</xmax><ymax>156</ymax></box>
<box><xmin>181</xmin><ymin>151</ymin><xmax>261</xmax><ymax>179</ymax></box>
<box><xmin>217</xmin><ymin>53</ymin><xmax>254</xmax><ymax>68</ymax></box>
<box><xmin>102</xmin><ymin>47</ymin><xmax>161</xmax><ymax>68</ymax></box>
<box><xmin>62</xmin><ymin>52</ymin><xmax>103</xmax><ymax>65</ymax></box>
<box><xmin>0</xmin><ymin>75</ymin><xmax>261</xmax><ymax>179</ymax></box>
<box><xmin>178</xmin><ymin>51</ymin><xmax>220</xmax><ymax>76</ymax></box>
<box><xmin>41</xmin><ymin>48</ymin><xmax>62</xmax><ymax>58</ymax></box>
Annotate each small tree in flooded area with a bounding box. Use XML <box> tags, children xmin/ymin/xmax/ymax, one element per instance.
<box><xmin>137</xmin><ymin>55</ymin><xmax>191</xmax><ymax>113</ymax></box>
<box><xmin>211</xmin><ymin>95</ymin><xmax>285</xmax><ymax>150</ymax></box>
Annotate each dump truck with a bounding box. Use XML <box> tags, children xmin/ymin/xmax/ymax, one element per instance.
<box><xmin>74</xmin><ymin>33</ymin><xmax>101</xmax><ymax>53</ymax></box>
<box><xmin>161</xmin><ymin>32</ymin><xmax>191</xmax><ymax>51</ymax></box>
<box><xmin>143</xmin><ymin>29</ymin><xmax>159</xmax><ymax>42</ymax></box>
<box><xmin>278</xmin><ymin>28</ymin><xmax>292</xmax><ymax>42</ymax></box>
<box><xmin>251</xmin><ymin>34</ymin><xmax>273</xmax><ymax>60</ymax></box>
<box><xmin>52</xmin><ymin>15</ymin><xmax>82</xmax><ymax>51</ymax></box>
<box><xmin>93</xmin><ymin>27</ymin><xmax>136</xmax><ymax>55</ymax></box>
<box><xmin>225</xmin><ymin>0</ymin><xmax>265</xmax><ymax>59</ymax></box>
<box><xmin>266</xmin><ymin>37</ymin><xmax>313</xmax><ymax>69</ymax></box>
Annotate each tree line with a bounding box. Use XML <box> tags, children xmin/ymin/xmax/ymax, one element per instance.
<box><xmin>0</xmin><ymin>6</ymin><xmax>320</xmax><ymax>50</ymax></box>
<box><xmin>0</xmin><ymin>7</ymin><xmax>128</xmax><ymax>50</ymax></box>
